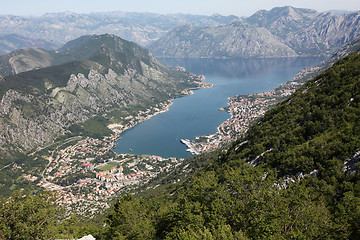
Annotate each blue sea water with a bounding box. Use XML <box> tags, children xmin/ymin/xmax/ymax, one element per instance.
<box><xmin>114</xmin><ymin>57</ymin><xmax>324</xmax><ymax>158</ymax></box>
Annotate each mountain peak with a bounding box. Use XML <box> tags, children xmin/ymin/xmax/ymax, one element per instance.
<box><xmin>58</xmin><ymin>34</ymin><xmax>136</xmax><ymax>59</ymax></box>
<box><xmin>248</xmin><ymin>6</ymin><xmax>318</xmax><ymax>23</ymax></box>
<box><xmin>210</xmin><ymin>13</ymin><xmax>222</xmax><ymax>17</ymax></box>
<box><xmin>0</xmin><ymin>34</ymin><xmax>153</xmax><ymax>77</ymax></box>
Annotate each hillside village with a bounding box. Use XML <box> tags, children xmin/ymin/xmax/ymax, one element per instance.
<box><xmin>19</xmin><ymin>101</ymin><xmax>186</xmax><ymax>216</ymax></box>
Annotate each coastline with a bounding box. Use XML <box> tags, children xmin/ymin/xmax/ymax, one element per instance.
<box><xmin>181</xmin><ymin>65</ymin><xmax>322</xmax><ymax>155</ymax></box>
<box><xmin>107</xmin><ymin>73</ymin><xmax>212</xmax><ymax>144</ymax></box>
<box><xmin>107</xmin><ymin>100</ymin><xmax>174</xmax><ymax>141</ymax></box>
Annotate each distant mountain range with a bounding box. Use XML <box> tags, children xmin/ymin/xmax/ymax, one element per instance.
<box><xmin>149</xmin><ymin>6</ymin><xmax>360</xmax><ymax>58</ymax></box>
<box><xmin>1</xmin><ymin>7</ymin><xmax>359</xmax><ymax>59</ymax></box>
<box><xmin>0</xmin><ymin>34</ymin><xmax>59</xmax><ymax>55</ymax></box>
<box><xmin>0</xmin><ymin>11</ymin><xmax>237</xmax><ymax>54</ymax></box>
<box><xmin>0</xmin><ymin>34</ymin><xmax>202</xmax><ymax>166</ymax></box>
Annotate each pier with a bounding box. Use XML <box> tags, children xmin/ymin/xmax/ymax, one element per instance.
<box><xmin>180</xmin><ymin>139</ymin><xmax>200</xmax><ymax>155</ymax></box>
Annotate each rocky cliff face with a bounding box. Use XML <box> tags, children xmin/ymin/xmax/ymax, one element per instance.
<box><xmin>281</xmin><ymin>11</ymin><xmax>360</xmax><ymax>56</ymax></box>
<box><xmin>0</xmin><ymin>34</ymin><xmax>201</xmax><ymax>162</ymax></box>
<box><xmin>148</xmin><ymin>7</ymin><xmax>360</xmax><ymax>58</ymax></box>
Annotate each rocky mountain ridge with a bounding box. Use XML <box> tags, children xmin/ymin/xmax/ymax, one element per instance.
<box><xmin>148</xmin><ymin>6</ymin><xmax>360</xmax><ymax>58</ymax></box>
<box><xmin>0</xmin><ymin>34</ymin><xmax>156</xmax><ymax>77</ymax></box>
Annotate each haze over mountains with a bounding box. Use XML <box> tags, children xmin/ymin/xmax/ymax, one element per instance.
<box><xmin>0</xmin><ymin>34</ymin><xmax>58</xmax><ymax>55</ymax></box>
<box><xmin>0</xmin><ymin>11</ymin><xmax>237</xmax><ymax>54</ymax></box>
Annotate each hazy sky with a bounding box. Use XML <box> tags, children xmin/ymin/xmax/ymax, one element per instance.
<box><xmin>1</xmin><ymin>0</ymin><xmax>359</xmax><ymax>17</ymax></box>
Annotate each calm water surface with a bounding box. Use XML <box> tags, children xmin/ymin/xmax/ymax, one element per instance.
<box><xmin>114</xmin><ymin>57</ymin><xmax>324</xmax><ymax>158</ymax></box>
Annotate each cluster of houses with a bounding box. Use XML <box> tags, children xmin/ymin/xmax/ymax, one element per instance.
<box><xmin>219</xmin><ymin>95</ymin><xmax>274</xmax><ymax>136</ymax></box>
<box><xmin>185</xmin><ymin>95</ymin><xmax>272</xmax><ymax>155</ymax></box>
<box><xmin>96</xmin><ymin>166</ymin><xmax>122</xmax><ymax>182</ymax></box>
<box><xmin>31</xmin><ymin>103</ymin><xmax>188</xmax><ymax>210</ymax></box>
<box><xmin>23</xmin><ymin>174</ymin><xmax>38</xmax><ymax>182</ymax></box>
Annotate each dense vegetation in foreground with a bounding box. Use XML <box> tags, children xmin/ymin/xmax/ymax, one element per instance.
<box><xmin>1</xmin><ymin>54</ymin><xmax>360</xmax><ymax>239</ymax></box>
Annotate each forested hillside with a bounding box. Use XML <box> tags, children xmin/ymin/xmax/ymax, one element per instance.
<box><xmin>102</xmin><ymin>53</ymin><xmax>360</xmax><ymax>239</ymax></box>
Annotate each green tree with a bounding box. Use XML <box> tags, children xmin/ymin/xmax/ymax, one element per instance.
<box><xmin>0</xmin><ymin>191</ymin><xmax>58</xmax><ymax>240</ymax></box>
<box><xmin>105</xmin><ymin>194</ymin><xmax>155</xmax><ymax>239</ymax></box>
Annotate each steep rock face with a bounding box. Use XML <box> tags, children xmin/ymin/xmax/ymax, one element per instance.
<box><xmin>284</xmin><ymin>11</ymin><xmax>360</xmax><ymax>55</ymax></box>
<box><xmin>0</xmin><ymin>34</ymin><xmax>201</xmax><ymax>158</ymax></box>
<box><xmin>148</xmin><ymin>7</ymin><xmax>360</xmax><ymax>58</ymax></box>
<box><xmin>244</xmin><ymin>7</ymin><xmax>360</xmax><ymax>56</ymax></box>
<box><xmin>0</xmin><ymin>68</ymin><xmax>148</xmax><ymax>150</ymax></box>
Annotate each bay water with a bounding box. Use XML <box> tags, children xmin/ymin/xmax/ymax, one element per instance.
<box><xmin>114</xmin><ymin>57</ymin><xmax>324</xmax><ymax>158</ymax></box>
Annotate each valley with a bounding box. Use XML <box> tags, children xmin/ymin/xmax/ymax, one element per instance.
<box><xmin>0</xmin><ymin>34</ymin><xmax>208</xmax><ymax>196</ymax></box>
<box><xmin>0</xmin><ymin>4</ymin><xmax>359</xmax><ymax>239</ymax></box>
<box><xmin>0</xmin><ymin>48</ymin><xmax>324</xmax><ymax>218</ymax></box>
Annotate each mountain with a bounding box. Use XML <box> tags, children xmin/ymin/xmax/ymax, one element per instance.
<box><xmin>0</xmin><ymin>12</ymin><xmax>237</xmax><ymax>48</ymax></box>
<box><xmin>0</xmin><ymin>34</ymin><xmax>124</xmax><ymax>77</ymax></box>
<box><xmin>0</xmin><ymin>34</ymin><xmax>59</xmax><ymax>55</ymax></box>
<box><xmin>0</xmin><ymin>34</ymin><xmax>203</xmax><ymax>173</ymax></box>
<box><xmin>326</xmin><ymin>10</ymin><xmax>356</xmax><ymax>15</ymax></box>
<box><xmin>148</xmin><ymin>7</ymin><xmax>360</xmax><ymax>58</ymax></box>
<box><xmin>246</xmin><ymin>6</ymin><xmax>320</xmax><ymax>36</ymax></box>
<box><xmin>0</xmin><ymin>48</ymin><xmax>55</xmax><ymax>77</ymax></box>
<box><xmin>101</xmin><ymin>53</ymin><xmax>360</xmax><ymax>239</ymax></box>
<box><xmin>148</xmin><ymin>23</ymin><xmax>298</xmax><ymax>58</ymax></box>
<box><xmin>296</xmin><ymin>36</ymin><xmax>360</xmax><ymax>83</ymax></box>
